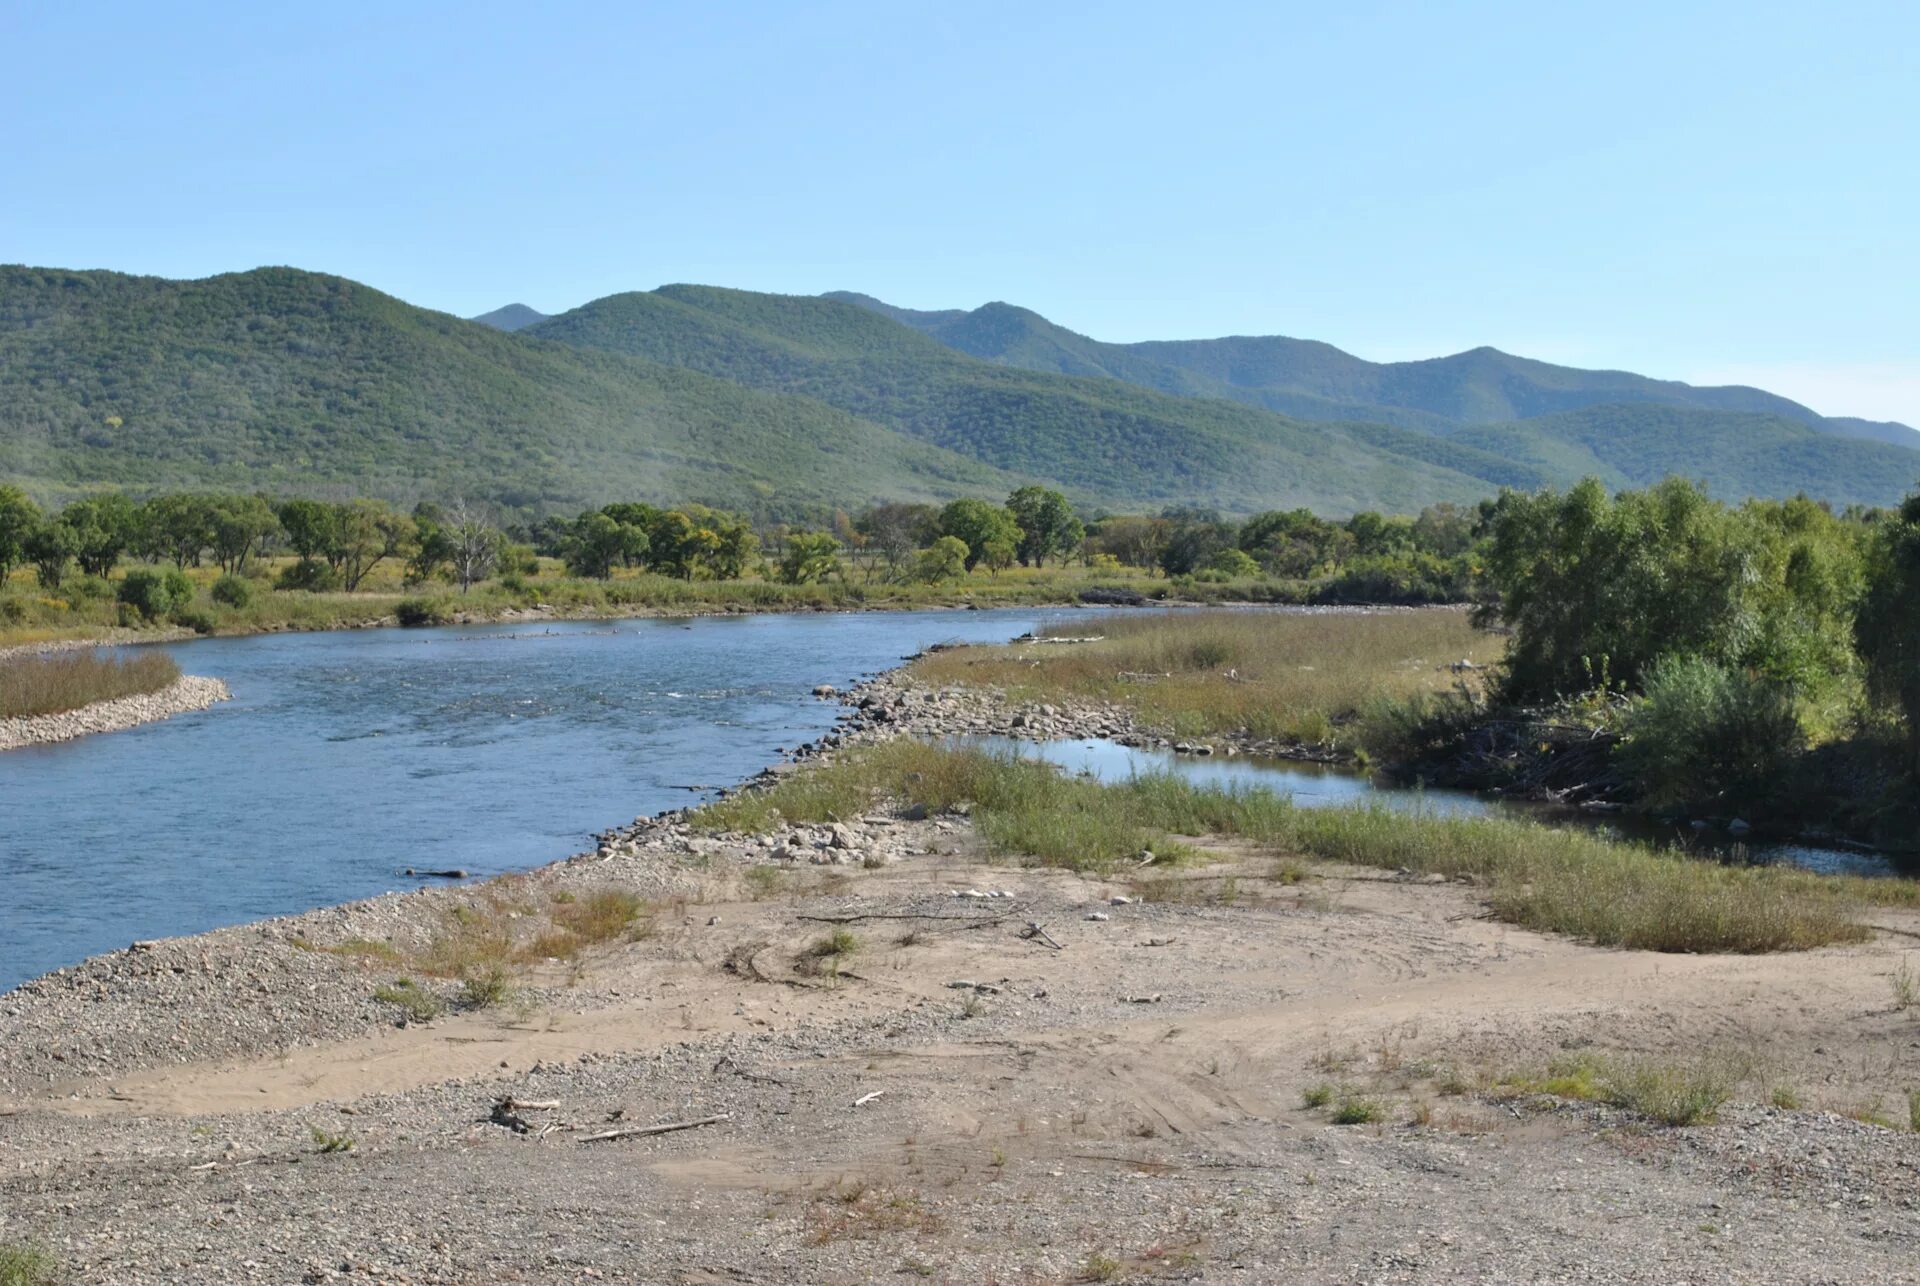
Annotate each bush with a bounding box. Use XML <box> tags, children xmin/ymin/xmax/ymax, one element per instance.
<box><xmin>65</xmin><ymin>573</ymin><xmax>114</xmax><ymax>602</ymax></box>
<box><xmin>210</xmin><ymin>573</ymin><xmax>253</xmax><ymax>608</ymax></box>
<box><xmin>171</xmin><ymin>608</ymin><xmax>217</xmax><ymax>634</ymax></box>
<box><xmin>275</xmin><ymin>558</ymin><xmax>342</xmax><ymax>592</ymax></box>
<box><xmin>1203</xmin><ymin>548</ymin><xmax>1261</xmax><ymax>579</ymax></box>
<box><xmin>1619</xmin><ymin>656</ymin><xmax>1805</xmax><ymax>808</ymax></box>
<box><xmin>395</xmin><ymin>597</ymin><xmax>452</xmax><ymax>627</ymax></box>
<box><xmin>116</xmin><ymin>567</ymin><xmax>195</xmax><ymax>620</ymax></box>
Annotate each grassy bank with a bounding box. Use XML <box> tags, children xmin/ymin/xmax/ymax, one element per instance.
<box><xmin>0</xmin><ymin>648</ymin><xmax>181</xmax><ymax>719</ymax></box>
<box><xmin>908</xmin><ymin>608</ymin><xmax>1502</xmax><ymax>749</ymax></box>
<box><xmin>690</xmin><ymin>740</ymin><xmax>1913</xmax><ymax>952</ymax></box>
<box><xmin>0</xmin><ymin>559</ymin><xmax>1186</xmax><ymax>648</ymax></box>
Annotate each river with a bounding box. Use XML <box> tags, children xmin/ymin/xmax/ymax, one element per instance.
<box><xmin>0</xmin><ymin>609</ymin><xmax>1896</xmax><ymax>991</ymax></box>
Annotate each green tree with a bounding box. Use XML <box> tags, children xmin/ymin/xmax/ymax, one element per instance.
<box><xmin>0</xmin><ymin>486</ymin><xmax>45</xmax><ymax>586</ymax></box>
<box><xmin>563</xmin><ymin>511</ymin><xmax>640</xmax><ymax>579</ymax></box>
<box><xmin>276</xmin><ymin>499</ymin><xmax>341</xmax><ymax>562</ymax></box>
<box><xmin>857</xmin><ymin>502</ymin><xmax>940</xmax><ymax>577</ymax></box>
<box><xmin>938</xmin><ymin>499</ymin><xmax>1021</xmax><ymax>572</ymax></box>
<box><xmin>139</xmin><ymin>493</ymin><xmax>216</xmax><ymax>568</ymax></box>
<box><xmin>206</xmin><ymin>494</ymin><xmax>279</xmax><ymax>573</ymax></box>
<box><xmin>707</xmin><ymin>518</ymin><xmax>759</xmax><ymax>580</ymax></box>
<box><xmin>1157</xmin><ymin>507</ymin><xmax>1234</xmax><ymax>576</ymax></box>
<box><xmin>24</xmin><ymin>519</ymin><xmax>78</xmax><ymax>588</ymax></box>
<box><xmin>778</xmin><ymin>531</ymin><xmax>841</xmax><ymax>584</ymax></box>
<box><xmin>332</xmin><ymin>500</ymin><xmax>413</xmax><ymax>592</ymax></box>
<box><xmin>60</xmin><ymin>494</ymin><xmax>138</xmax><ymax>577</ymax></box>
<box><xmin>1857</xmin><ymin>492</ymin><xmax>1920</xmax><ymax>773</ymax></box>
<box><xmin>1006</xmin><ymin>486</ymin><xmax>1084</xmax><ymax>567</ymax></box>
<box><xmin>915</xmin><ymin>535</ymin><xmax>970</xmax><ymax>583</ymax></box>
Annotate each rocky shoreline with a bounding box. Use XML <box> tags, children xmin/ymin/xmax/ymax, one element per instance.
<box><xmin>0</xmin><ymin>674</ymin><xmax>232</xmax><ymax>752</ymax></box>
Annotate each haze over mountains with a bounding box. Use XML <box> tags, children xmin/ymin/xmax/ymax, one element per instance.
<box><xmin>1</xmin><ymin>262</ymin><xmax>1912</xmax><ymax>519</ymax></box>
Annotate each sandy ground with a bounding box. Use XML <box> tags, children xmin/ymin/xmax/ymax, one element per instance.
<box><xmin>5</xmin><ymin>793</ymin><xmax>1920</xmax><ymax>1283</ymax></box>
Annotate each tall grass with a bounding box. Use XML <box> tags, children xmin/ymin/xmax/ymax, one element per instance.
<box><xmin>691</xmin><ymin>741</ymin><xmax>1892</xmax><ymax>952</ymax></box>
<box><xmin>0</xmin><ymin>647</ymin><xmax>181</xmax><ymax>718</ymax></box>
<box><xmin>910</xmin><ymin>608</ymin><xmax>1501</xmax><ymax>747</ymax></box>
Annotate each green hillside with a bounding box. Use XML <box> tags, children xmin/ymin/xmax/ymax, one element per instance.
<box><xmin>0</xmin><ymin>266</ymin><xmax>1020</xmax><ymax>514</ymax></box>
<box><xmin>526</xmin><ymin>286</ymin><xmax>1497</xmax><ymax>514</ymax></box>
<box><xmin>833</xmin><ymin>292</ymin><xmax>1920</xmax><ymax>449</ymax></box>
<box><xmin>1443</xmin><ymin>406</ymin><xmax>1920</xmax><ymax>508</ymax></box>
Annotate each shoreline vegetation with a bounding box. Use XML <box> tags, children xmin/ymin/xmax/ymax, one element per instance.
<box><xmin>0</xmin><ymin>655</ymin><xmax>229</xmax><ymax>751</ymax></box>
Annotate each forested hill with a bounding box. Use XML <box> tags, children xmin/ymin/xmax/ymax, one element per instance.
<box><xmin>827</xmin><ymin>292</ymin><xmax>1920</xmax><ymax>450</ymax></box>
<box><xmin>0</xmin><ymin>266</ymin><xmax>1021</xmax><ymax>514</ymax></box>
<box><xmin>523</xmin><ymin>286</ymin><xmax>1506</xmax><ymax>513</ymax></box>
<box><xmin>470</xmin><ymin>303</ymin><xmax>549</xmax><ymax>332</ymax></box>
<box><xmin>2</xmin><ymin>263</ymin><xmax>1914</xmax><ymax>515</ymax></box>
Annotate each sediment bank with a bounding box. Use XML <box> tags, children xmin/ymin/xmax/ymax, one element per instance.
<box><xmin>0</xmin><ymin>674</ymin><xmax>231</xmax><ymax>751</ymax></box>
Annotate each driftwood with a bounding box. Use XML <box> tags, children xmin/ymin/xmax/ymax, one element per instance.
<box><xmin>796</xmin><ymin>912</ymin><xmax>1007</xmax><ymax>927</ymax></box>
<box><xmin>578</xmin><ymin>1113</ymin><xmax>731</xmax><ymax>1144</ymax></box>
<box><xmin>853</xmin><ymin>1090</ymin><xmax>887</xmax><ymax>1107</ymax></box>
<box><xmin>1020</xmin><ymin>921</ymin><xmax>1064</xmax><ymax>950</ymax></box>
<box><xmin>402</xmin><ymin>868</ymin><xmax>468</xmax><ymax>880</ymax></box>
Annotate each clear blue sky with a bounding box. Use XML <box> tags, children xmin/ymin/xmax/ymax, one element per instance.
<box><xmin>5</xmin><ymin>1</ymin><xmax>1916</xmax><ymax>422</ymax></box>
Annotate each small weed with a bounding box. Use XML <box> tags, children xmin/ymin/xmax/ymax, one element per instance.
<box><xmin>1331</xmin><ymin>1096</ymin><xmax>1383</xmax><ymax>1125</ymax></box>
<box><xmin>1771</xmin><ymin>1085</ymin><xmax>1803</xmax><ymax>1111</ymax></box>
<box><xmin>1081</xmin><ymin>1251</ymin><xmax>1122</xmax><ymax>1282</ymax></box>
<box><xmin>809</xmin><ymin>928</ymin><xmax>860</xmax><ymax>958</ymax></box>
<box><xmin>1271</xmin><ymin>859</ymin><xmax>1309</xmax><ymax>885</ymax></box>
<box><xmin>743</xmin><ymin>866</ymin><xmax>784</xmax><ymax>900</ymax></box>
<box><xmin>459</xmin><ymin>963</ymin><xmax>515</xmax><ymax>1009</ymax></box>
<box><xmin>372</xmin><ymin>978</ymin><xmax>443</xmax><ymax>1023</ymax></box>
<box><xmin>1909</xmin><ymin>1089</ymin><xmax>1920</xmax><ymax>1133</ymax></box>
<box><xmin>309</xmin><ymin>1125</ymin><xmax>356</xmax><ymax>1154</ymax></box>
<box><xmin>1892</xmin><ymin>958</ymin><xmax>1917</xmax><ymax>1011</ymax></box>
<box><xmin>895</xmin><ymin>929</ymin><xmax>922</xmax><ymax>947</ymax></box>
<box><xmin>959</xmin><ymin>992</ymin><xmax>987</xmax><ymax>1019</ymax></box>
<box><xmin>1846</xmin><ymin>1100</ymin><xmax>1896</xmax><ymax>1129</ymax></box>
<box><xmin>1301</xmin><ymin>1082</ymin><xmax>1335</xmax><ymax>1108</ymax></box>
<box><xmin>989</xmin><ymin>1145</ymin><xmax>1007</xmax><ymax>1167</ymax></box>
<box><xmin>1409</xmin><ymin>1099</ymin><xmax>1434</xmax><ymax>1127</ymax></box>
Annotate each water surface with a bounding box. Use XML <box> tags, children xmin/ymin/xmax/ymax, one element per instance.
<box><xmin>0</xmin><ymin>610</ymin><xmax>1078</xmax><ymax>989</ymax></box>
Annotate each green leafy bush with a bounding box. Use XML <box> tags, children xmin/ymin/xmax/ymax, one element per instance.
<box><xmin>210</xmin><ymin>573</ymin><xmax>253</xmax><ymax>608</ymax></box>
<box><xmin>1619</xmin><ymin>656</ymin><xmax>1805</xmax><ymax>808</ymax></box>
<box><xmin>115</xmin><ymin>567</ymin><xmax>195</xmax><ymax>620</ymax></box>
<box><xmin>275</xmin><ymin>558</ymin><xmax>342</xmax><ymax>592</ymax></box>
<box><xmin>395</xmin><ymin>597</ymin><xmax>452</xmax><ymax>627</ymax></box>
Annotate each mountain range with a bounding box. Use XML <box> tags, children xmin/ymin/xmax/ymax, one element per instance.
<box><xmin>1</xmin><ymin>262</ymin><xmax>1913</xmax><ymax>519</ymax></box>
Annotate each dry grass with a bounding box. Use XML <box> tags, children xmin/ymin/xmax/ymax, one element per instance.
<box><xmin>0</xmin><ymin>647</ymin><xmax>180</xmax><ymax>718</ymax></box>
<box><xmin>801</xmin><ymin>1181</ymin><xmax>942</xmax><ymax>1246</ymax></box>
<box><xmin>910</xmin><ymin>608</ymin><xmax>1500</xmax><ymax>746</ymax></box>
<box><xmin>1491</xmin><ymin>1052</ymin><xmax>1744</xmax><ymax>1125</ymax></box>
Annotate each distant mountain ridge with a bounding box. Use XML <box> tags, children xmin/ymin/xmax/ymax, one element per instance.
<box><xmin>825</xmin><ymin>292</ymin><xmax>1920</xmax><ymax>449</ymax></box>
<box><xmin>0</xmin><ymin>263</ymin><xmax>1913</xmax><ymax>517</ymax></box>
<box><xmin>470</xmin><ymin>303</ymin><xmax>549</xmax><ymax>332</ymax></box>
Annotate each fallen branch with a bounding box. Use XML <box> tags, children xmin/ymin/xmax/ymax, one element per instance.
<box><xmin>796</xmin><ymin>912</ymin><xmax>1008</xmax><ymax>926</ymax></box>
<box><xmin>1020</xmin><ymin>921</ymin><xmax>1064</xmax><ymax>950</ymax></box>
<box><xmin>578</xmin><ymin>1113</ymin><xmax>732</xmax><ymax>1144</ymax></box>
<box><xmin>853</xmin><ymin>1090</ymin><xmax>887</xmax><ymax>1107</ymax></box>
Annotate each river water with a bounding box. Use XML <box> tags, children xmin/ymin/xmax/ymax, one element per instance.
<box><xmin>0</xmin><ymin>610</ymin><xmax>1897</xmax><ymax>991</ymax></box>
<box><xmin>0</xmin><ymin>610</ymin><xmax>1087</xmax><ymax>990</ymax></box>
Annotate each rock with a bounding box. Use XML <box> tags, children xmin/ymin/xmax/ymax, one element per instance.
<box><xmin>811</xmin><ymin>684</ymin><xmax>837</xmax><ymax>697</ymax></box>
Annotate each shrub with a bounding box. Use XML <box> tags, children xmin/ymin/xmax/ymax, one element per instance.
<box><xmin>116</xmin><ymin>567</ymin><xmax>195</xmax><ymax>620</ymax></box>
<box><xmin>1203</xmin><ymin>547</ymin><xmax>1260</xmax><ymax>579</ymax></box>
<box><xmin>275</xmin><ymin>557</ymin><xmax>342</xmax><ymax>592</ymax></box>
<box><xmin>66</xmin><ymin>573</ymin><xmax>114</xmax><ymax>602</ymax></box>
<box><xmin>1618</xmin><ymin>656</ymin><xmax>1804</xmax><ymax>807</ymax></box>
<box><xmin>171</xmin><ymin>608</ymin><xmax>216</xmax><ymax>634</ymax></box>
<box><xmin>395</xmin><ymin>597</ymin><xmax>452</xmax><ymax>627</ymax></box>
<box><xmin>210</xmin><ymin>573</ymin><xmax>253</xmax><ymax>608</ymax></box>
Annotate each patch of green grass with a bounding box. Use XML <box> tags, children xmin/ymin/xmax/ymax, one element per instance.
<box><xmin>372</xmin><ymin>977</ymin><xmax>444</xmax><ymax>1023</ymax></box>
<box><xmin>808</xmin><ymin>928</ymin><xmax>860</xmax><ymax>958</ymax></box>
<box><xmin>308</xmin><ymin>1125</ymin><xmax>356</xmax><ymax>1154</ymax></box>
<box><xmin>1770</xmin><ymin>1085</ymin><xmax>1803</xmax><ymax>1111</ymax></box>
<box><xmin>0</xmin><ymin>1242</ymin><xmax>59</xmax><ymax>1286</ymax></box>
<box><xmin>700</xmin><ymin>740</ymin><xmax>1878</xmax><ymax>953</ymax></box>
<box><xmin>1498</xmin><ymin>1052</ymin><xmax>1740</xmax><ymax>1126</ymax></box>
<box><xmin>1909</xmin><ymin>1089</ymin><xmax>1920</xmax><ymax>1134</ymax></box>
<box><xmin>1330</xmin><ymin>1096</ymin><xmax>1383</xmax><ymax>1125</ymax></box>
<box><xmin>910</xmin><ymin>609</ymin><xmax>1501</xmax><ymax>750</ymax></box>
<box><xmin>1301</xmin><ymin>1082</ymin><xmax>1335</xmax><ymax>1108</ymax></box>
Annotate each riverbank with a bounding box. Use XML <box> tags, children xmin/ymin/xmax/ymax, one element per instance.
<box><xmin>0</xmin><ymin>674</ymin><xmax>230</xmax><ymax>752</ymax></box>
<box><xmin>5</xmin><ymin>642</ymin><xmax>1920</xmax><ymax>1280</ymax></box>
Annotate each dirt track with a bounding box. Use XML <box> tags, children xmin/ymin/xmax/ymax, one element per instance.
<box><xmin>5</xmin><ymin>799</ymin><xmax>1920</xmax><ymax>1283</ymax></box>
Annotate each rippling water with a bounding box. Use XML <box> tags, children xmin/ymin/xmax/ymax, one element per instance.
<box><xmin>0</xmin><ymin>610</ymin><xmax>1083</xmax><ymax>989</ymax></box>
